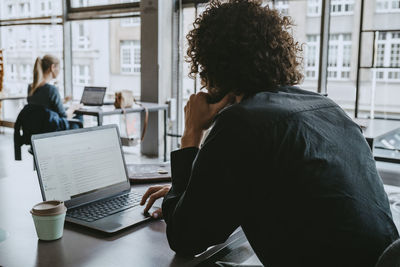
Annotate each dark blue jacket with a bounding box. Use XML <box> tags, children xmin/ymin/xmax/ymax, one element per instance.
<box><xmin>14</xmin><ymin>104</ymin><xmax>69</xmax><ymax>160</ymax></box>
<box><xmin>27</xmin><ymin>83</ymin><xmax>67</xmax><ymax>118</ymax></box>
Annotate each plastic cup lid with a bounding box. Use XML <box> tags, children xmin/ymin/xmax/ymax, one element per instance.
<box><xmin>30</xmin><ymin>200</ymin><xmax>67</xmax><ymax>216</ymax></box>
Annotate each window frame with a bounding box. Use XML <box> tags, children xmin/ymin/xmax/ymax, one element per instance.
<box><xmin>120</xmin><ymin>40</ymin><xmax>141</xmax><ymax>75</ymax></box>
<box><xmin>375</xmin><ymin>32</ymin><xmax>400</xmax><ymax>83</ymax></box>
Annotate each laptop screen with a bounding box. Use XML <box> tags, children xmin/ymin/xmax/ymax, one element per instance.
<box><xmin>81</xmin><ymin>87</ymin><xmax>106</xmax><ymax>105</ymax></box>
<box><xmin>33</xmin><ymin>127</ymin><xmax>128</xmax><ymax>201</ymax></box>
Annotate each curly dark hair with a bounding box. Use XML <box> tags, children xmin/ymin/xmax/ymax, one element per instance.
<box><xmin>186</xmin><ymin>0</ymin><xmax>303</xmax><ymax>100</ymax></box>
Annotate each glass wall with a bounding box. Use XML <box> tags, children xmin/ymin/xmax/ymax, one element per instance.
<box><xmin>0</xmin><ymin>0</ymin><xmax>63</xmax><ymax>97</ymax></box>
<box><xmin>0</xmin><ymin>0</ymin><xmax>63</xmax><ymax>118</ymax></box>
<box><xmin>357</xmin><ymin>0</ymin><xmax>400</xmax><ymax>119</ymax></box>
<box><xmin>70</xmin><ymin>18</ymin><xmax>141</xmax><ymax>103</ymax></box>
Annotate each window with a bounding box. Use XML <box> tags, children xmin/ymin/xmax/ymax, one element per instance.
<box><xmin>7</xmin><ymin>4</ymin><xmax>15</xmax><ymax>18</ymax></box>
<box><xmin>19</xmin><ymin>27</ymin><xmax>32</xmax><ymax>50</ymax></box>
<box><xmin>305</xmin><ymin>35</ymin><xmax>320</xmax><ymax>79</ymax></box>
<box><xmin>39</xmin><ymin>0</ymin><xmax>54</xmax><ymax>16</ymax></box>
<box><xmin>7</xmin><ymin>29</ymin><xmax>16</xmax><ymax>50</ymax></box>
<box><xmin>8</xmin><ymin>64</ymin><xmax>17</xmax><ymax>81</ymax></box>
<box><xmin>20</xmin><ymin>64</ymin><xmax>32</xmax><ymax>82</ymax></box>
<box><xmin>330</xmin><ymin>0</ymin><xmax>354</xmax><ymax>15</ymax></box>
<box><xmin>75</xmin><ymin>23</ymin><xmax>90</xmax><ymax>49</ymax></box>
<box><xmin>40</xmin><ymin>26</ymin><xmax>57</xmax><ymax>50</ymax></box>
<box><xmin>72</xmin><ymin>0</ymin><xmax>89</xmax><ymax>7</ymax></box>
<box><xmin>274</xmin><ymin>0</ymin><xmax>289</xmax><ymax>15</ymax></box>
<box><xmin>73</xmin><ymin>65</ymin><xmax>90</xmax><ymax>85</ymax></box>
<box><xmin>121</xmin><ymin>17</ymin><xmax>140</xmax><ymax>27</ymax></box>
<box><xmin>327</xmin><ymin>34</ymin><xmax>352</xmax><ymax>80</ymax></box>
<box><xmin>0</xmin><ymin>24</ymin><xmax>63</xmax><ymax>96</ymax></box>
<box><xmin>305</xmin><ymin>33</ymin><xmax>352</xmax><ymax>81</ymax></box>
<box><xmin>376</xmin><ymin>0</ymin><xmax>400</xmax><ymax>12</ymax></box>
<box><xmin>120</xmin><ymin>40</ymin><xmax>141</xmax><ymax>74</ymax></box>
<box><xmin>307</xmin><ymin>0</ymin><xmax>322</xmax><ymax>16</ymax></box>
<box><xmin>19</xmin><ymin>2</ymin><xmax>31</xmax><ymax>17</ymax></box>
<box><xmin>376</xmin><ymin>32</ymin><xmax>400</xmax><ymax>82</ymax></box>
<box><xmin>71</xmin><ymin>19</ymin><xmax>141</xmax><ymax>100</ymax></box>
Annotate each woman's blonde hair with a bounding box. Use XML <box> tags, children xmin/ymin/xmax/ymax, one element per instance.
<box><xmin>30</xmin><ymin>55</ymin><xmax>60</xmax><ymax>96</ymax></box>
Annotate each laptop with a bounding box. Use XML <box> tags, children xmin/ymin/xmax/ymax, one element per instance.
<box><xmin>80</xmin><ymin>86</ymin><xmax>106</xmax><ymax>106</ymax></box>
<box><xmin>31</xmin><ymin>125</ymin><xmax>162</xmax><ymax>233</ymax></box>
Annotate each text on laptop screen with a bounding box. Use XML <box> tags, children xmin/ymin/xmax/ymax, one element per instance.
<box><xmin>81</xmin><ymin>87</ymin><xmax>106</xmax><ymax>105</ymax></box>
<box><xmin>34</xmin><ymin>128</ymin><xmax>127</xmax><ymax>201</ymax></box>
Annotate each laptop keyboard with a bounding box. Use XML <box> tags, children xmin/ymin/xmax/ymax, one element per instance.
<box><xmin>67</xmin><ymin>191</ymin><xmax>143</xmax><ymax>222</ymax></box>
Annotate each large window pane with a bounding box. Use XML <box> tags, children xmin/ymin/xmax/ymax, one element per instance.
<box><xmin>326</xmin><ymin>0</ymin><xmax>357</xmax><ymax>115</ymax></box>
<box><xmin>1</xmin><ymin>25</ymin><xmax>64</xmax><ymax>97</ymax></box>
<box><xmin>0</xmin><ymin>1</ymin><xmax>63</xmax><ymax>120</ymax></box>
<box><xmin>71</xmin><ymin>18</ymin><xmax>141</xmax><ymax>102</ymax></box>
<box><xmin>356</xmin><ymin>0</ymin><xmax>400</xmax><ymax>119</ymax></box>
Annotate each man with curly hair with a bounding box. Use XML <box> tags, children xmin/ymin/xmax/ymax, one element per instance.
<box><xmin>140</xmin><ymin>0</ymin><xmax>399</xmax><ymax>266</ymax></box>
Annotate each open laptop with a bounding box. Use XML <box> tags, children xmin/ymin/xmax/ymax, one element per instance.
<box><xmin>80</xmin><ymin>86</ymin><xmax>106</xmax><ymax>106</ymax></box>
<box><xmin>31</xmin><ymin>125</ymin><xmax>161</xmax><ymax>233</ymax></box>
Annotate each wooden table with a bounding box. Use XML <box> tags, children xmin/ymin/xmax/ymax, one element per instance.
<box><xmin>0</xmin><ymin>172</ymin><xmax>246</xmax><ymax>267</ymax></box>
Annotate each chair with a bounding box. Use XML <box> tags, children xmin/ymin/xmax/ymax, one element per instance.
<box><xmin>14</xmin><ymin>104</ymin><xmax>83</xmax><ymax>162</ymax></box>
<box><xmin>375</xmin><ymin>239</ymin><xmax>400</xmax><ymax>267</ymax></box>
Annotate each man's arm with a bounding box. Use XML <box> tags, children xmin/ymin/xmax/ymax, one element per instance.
<box><xmin>162</xmin><ymin>108</ymin><xmax>257</xmax><ymax>256</ymax></box>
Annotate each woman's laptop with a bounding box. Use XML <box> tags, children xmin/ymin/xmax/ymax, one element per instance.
<box><xmin>31</xmin><ymin>125</ymin><xmax>161</xmax><ymax>233</ymax></box>
<box><xmin>80</xmin><ymin>86</ymin><xmax>106</xmax><ymax>106</ymax></box>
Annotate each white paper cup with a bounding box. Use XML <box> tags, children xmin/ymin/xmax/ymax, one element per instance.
<box><xmin>30</xmin><ymin>201</ymin><xmax>67</xmax><ymax>241</ymax></box>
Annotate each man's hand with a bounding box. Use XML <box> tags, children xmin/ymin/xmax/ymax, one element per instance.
<box><xmin>182</xmin><ymin>92</ymin><xmax>234</xmax><ymax>148</ymax></box>
<box><xmin>140</xmin><ymin>185</ymin><xmax>171</xmax><ymax>218</ymax></box>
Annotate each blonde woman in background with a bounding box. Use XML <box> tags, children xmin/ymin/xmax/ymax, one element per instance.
<box><xmin>27</xmin><ymin>55</ymin><xmax>82</xmax><ymax>128</ymax></box>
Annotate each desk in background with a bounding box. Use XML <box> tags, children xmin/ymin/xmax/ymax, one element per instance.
<box><xmin>353</xmin><ymin>118</ymin><xmax>400</xmax><ymax>164</ymax></box>
<box><xmin>0</xmin><ymin>173</ymin><xmax>246</xmax><ymax>267</ymax></box>
<box><xmin>74</xmin><ymin>102</ymin><xmax>169</xmax><ymax>161</ymax></box>
<box><xmin>353</xmin><ymin>118</ymin><xmax>400</xmax><ymax>150</ymax></box>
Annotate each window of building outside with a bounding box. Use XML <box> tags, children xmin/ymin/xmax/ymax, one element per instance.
<box><xmin>121</xmin><ymin>17</ymin><xmax>140</xmax><ymax>27</ymax></box>
<box><xmin>274</xmin><ymin>0</ymin><xmax>289</xmax><ymax>15</ymax></box>
<box><xmin>330</xmin><ymin>0</ymin><xmax>354</xmax><ymax>15</ymax></box>
<box><xmin>376</xmin><ymin>32</ymin><xmax>400</xmax><ymax>82</ymax></box>
<box><xmin>39</xmin><ymin>0</ymin><xmax>54</xmax><ymax>16</ymax></box>
<box><xmin>305</xmin><ymin>35</ymin><xmax>319</xmax><ymax>79</ymax></box>
<box><xmin>120</xmin><ymin>40</ymin><xmax>141</xmax><ymax>74</ymax></box>
<box><xmin>20</xmin><ymin>64</ymin><xmax>32</xmax><ymax>82</ymax></box>
<box><xmin>307</xmin><ymin>0</ymin><xmax>322</xmax><ymax>16</ymax></box>
<box><xmin>327</xmin><ymin>33</ymin><xmax>352</xmax><ymax>80</ymax></box>
<box><xmin>19</xmin><ymin>2</ymin><xmax>31</xmax><ymax>17</ymax></box>
<box><xmin>376</xmin><ymin>0</ymin><xmax>400</xmax><ymax>13</ymax></box>
<box><xmin>73</xmin><ymin>65</ymin><xmax>90</xmax><ymax>86</ymax></box>
<box><xmin>307</xmin><ymin>0</ymin><xmax>354</xmax><ymax>16</ymax></box>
